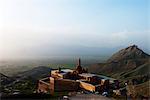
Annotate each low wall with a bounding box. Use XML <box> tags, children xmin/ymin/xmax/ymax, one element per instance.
<box><xmin>80</xmin><ymin>81</ymin><xmax>95</xmax><ymax>92</ymax></box>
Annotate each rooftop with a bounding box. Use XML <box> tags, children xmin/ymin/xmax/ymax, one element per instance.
<box><xmin>79</xmin><ymin>73</ymin><xmax>97</xmax><ymax>77</ymax></box>
<box><xmin>97</xmin><ymin>75</ymin><xmax>116</xmax><ymax>81</ymax></box>
<box><xmin>79</xmin><ymin>73</ymin><xmax>116</xmax><ymax>82</ymax></box>
<box><xmin>61</xmin><ymin>69</ymin><xmax>74</xmax><ymax>73</ymax></box>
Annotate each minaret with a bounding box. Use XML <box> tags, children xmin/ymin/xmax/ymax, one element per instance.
<box><xmin>78</xmin><ymin>58</ymin><xmax>81</xmax><ymax>67</ymax></box>
<box><xmin>76</xmin><ymin>58</ymin><xmax>82</xmax><ymax>74</ymax></box>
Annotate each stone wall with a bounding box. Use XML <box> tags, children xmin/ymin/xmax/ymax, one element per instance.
<box><xmin>54</xmin><ymin>79</ymin><xmax>79</xmax><ymax>92</ymax></box>
<box><xmin>49</xmin><ymin>77</ymin><xmax>54</xmax><ymax>94</ymax></box>
<box><xmin>37</xmin><ymin>80</ymin><xmax>50</xmax><ymax>93</ymax></box>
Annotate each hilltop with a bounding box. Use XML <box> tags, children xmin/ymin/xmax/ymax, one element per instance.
<box><xmin>107</xmin><ymin>45</ymin><xmax>149</xmax><ymax>63</ymax></box>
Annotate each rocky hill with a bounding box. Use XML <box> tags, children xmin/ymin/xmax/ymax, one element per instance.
<box><xmin>88</xmin><ymin>45</ymin><xmax>150</xmax><ymax>79</ymax></box>
<box><xmin>107</xmin><ymin>45</ymin><xmax>149</xmax><ymax>63</ymax></box>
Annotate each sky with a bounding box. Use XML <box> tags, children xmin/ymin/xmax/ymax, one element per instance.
<box><xmin>0</xmin><ymin>0</ymin><xmax>149</xmax><ymax>59</ymax></box>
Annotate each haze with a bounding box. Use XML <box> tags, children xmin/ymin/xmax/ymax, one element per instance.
<box><xmin>0</xmin><ymin>0</ymin><xmax>149</xmax><ymax>60</ymax></box>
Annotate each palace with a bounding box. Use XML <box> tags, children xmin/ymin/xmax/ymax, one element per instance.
<box><xmin>37</xmin><ymin>58</ymin><xmax>119</xmax><ymax>95</ymax></box>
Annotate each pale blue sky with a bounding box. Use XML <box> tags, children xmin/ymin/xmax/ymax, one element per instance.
<box><xmin>0</xmin><ymin>0</ymin><xmax>149</xmax><ymax>59</ymax></box>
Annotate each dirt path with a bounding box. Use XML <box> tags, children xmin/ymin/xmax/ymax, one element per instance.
<box><xmin>69</xmin><ymin>94</ymin><xmax>115</xmax><ymax>100</ymax></box>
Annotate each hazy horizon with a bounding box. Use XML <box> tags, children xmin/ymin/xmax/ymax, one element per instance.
<box><xmin>0</xmin><ymin>0</ymin><xmax>149</xmax><ymax>60</ymax></box>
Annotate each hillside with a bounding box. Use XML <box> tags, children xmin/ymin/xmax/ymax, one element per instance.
<box><xmin>0</xmin><ymin>73</ymin><xmax>14</xmax><ymax>85</ymax></box>
<box><xmin>1</xmin><ymin>66</ymin><xmax>52</xmax><ymax>96</ymax></box>
<box><xmin>127</xmin><ymin>81</ymin><xmax>150</xmax><ymax>98</ymax></box>
<box><xmin>88</xmin><ymin>45</ymin><xmax>150</xmax><ymax>79</ymax></box>
<box><xmin>120</xmin><ymin>62</ymin><xmax>150</xmax><ymax>79</ymax></box>
<box><xmin>14</xmin><ymin>66</ymin><xmax>51</xmax><ymax>81</ymax></box>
